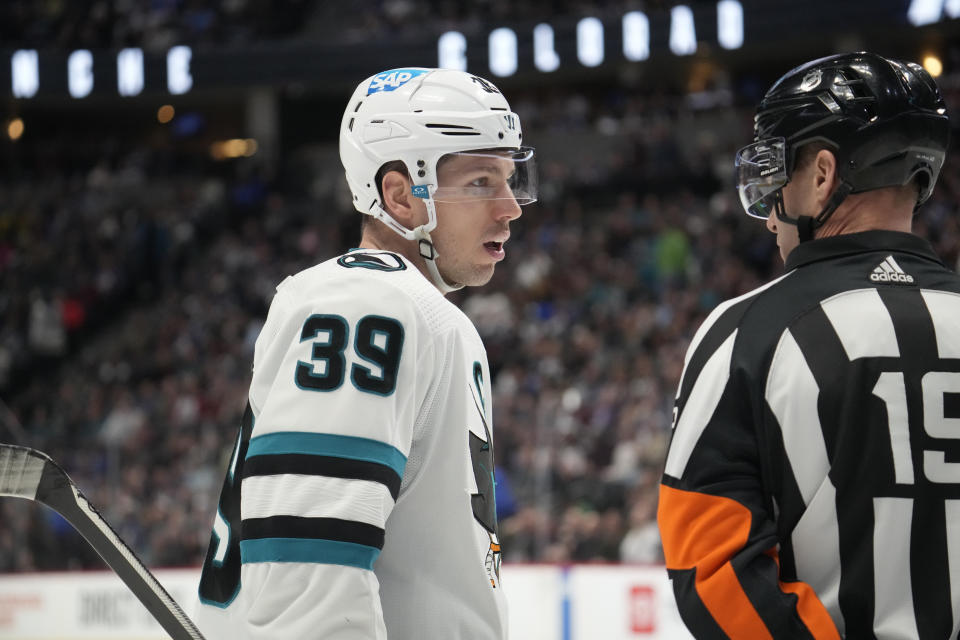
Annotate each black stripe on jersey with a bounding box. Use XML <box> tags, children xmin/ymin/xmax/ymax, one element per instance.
<box><xmin>242</xmin><ymin>453</ymin><xmax>401</xmax><ymax>501</ymax></box>
<box><xmin>242</xmin><ymin>516</ymin><xmax>386</xmax><ymax>550</ymax></box>
<box><xmin>789</xmin><ymin>303</ymin><xmax>878</xmax><ymax>636</ymax></box>
<box><xmin>676</xmin><ymin>297</ymin><xmax>754</xmax><ymax>417</ymax></box>
<box><xmin>198</xmin><ymin>402</ymin><xmax>255</xmax><ymax>605</ymax></box>
<box><xmin>666</xmin><ymin>568</ymin><xmax>731</xmax><ymax>638</ymax></box>
<box><xmin>737</xmin><ymin>553</ymin><xmax>819</xmax><ymax>640</ymax></box>
<box><xmin>761</xmin><ymin>400</ymin><xmax>806</xmax><ymax>583</ymax></box>
<box><xmin>784</xmin><ymin>305</ymin><xmax>848</xmax><ymax>457</ymax></box>
<box><xmin>880</xmin><ymin>288</ymin><xmax>953</xmax><ymax>640</ymax></box>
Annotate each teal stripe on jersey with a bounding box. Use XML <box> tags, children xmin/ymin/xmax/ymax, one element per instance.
<box><xmin>246</xmin><ymin>431</ymin><xmax>407</xmax><ymax>477</ymax></box>
<box><xmin>240</xmin><ymin>538</ymin><xmax>381</xmax><ymax>570</ymax></box>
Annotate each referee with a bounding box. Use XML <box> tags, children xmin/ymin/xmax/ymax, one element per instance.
<box><xmin>659</xmin><ymin>52</ymin><xmax>960</xmax><ymax>639</ymax></box>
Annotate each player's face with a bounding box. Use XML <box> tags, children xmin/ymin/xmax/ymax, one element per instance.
<box><xmin>430</xmin><ymin>153</ymin><xmax>523</xmax><ymax>287</ymax></box>
<box><xmin>765</xmin><ymin>197</ymin><xmax>800</xmax><ymax>261</ymax></box>
<box><xmin>767</xmin><ymin>160</ymin><xmax>819</xmax><ymax>261</ymax></box>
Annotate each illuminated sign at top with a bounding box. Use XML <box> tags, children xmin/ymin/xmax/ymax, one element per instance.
<box><xmin>2</xmin><ymin>1</ymin><xmax>951</xmax><ymax>101</ymax></box>
<box><xmin>439</xmin><ymin>2</ymin><xmax>745</xmax><ymax>76</ymax></box>
<box><xmin>9</xmin><ymin>46</ymin><xmax>192</xmax><ymax>99</ymax></box>
<box><xmin>907</xmin><ymin>0</ymin><xmax>960</xmax><ymax>25</ymax></box>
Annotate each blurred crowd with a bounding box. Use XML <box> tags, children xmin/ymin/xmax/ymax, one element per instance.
<box><xmin>2</xmin><ymin>66</ymin><xmax>960</xmax><ymax>575</ymax></box>
<box><xmin>0</xmin><ymin>0</ymin><xmax>313</xmax><ymax>50</ymax></box>
<box><xmin>0</xmin><ymin>0</ymin><xmax>670</xmax><ymax>50</ymax></box>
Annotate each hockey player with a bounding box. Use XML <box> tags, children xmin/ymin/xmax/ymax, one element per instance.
<box><xmin>195</xmin><ymin>68</ymin><xmax>536</xmax><ymax>639</ymax></box>
<box><xmin>659</xmin><ymin>52</ymin><xmax>960</xmax><ymax>638</ymax></box>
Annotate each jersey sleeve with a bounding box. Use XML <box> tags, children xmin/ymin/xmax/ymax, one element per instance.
<box><xmin>228</xmin><ymin>272</ymin><xmax>438</xmax><ymax>639</ymax></box>
<box><xmin>657</xmin><ymin>307</ymin><xmax>840</xmax><ymax>640</ymax></box>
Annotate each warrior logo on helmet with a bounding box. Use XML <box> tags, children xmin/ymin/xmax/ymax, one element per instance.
<box><xmin>470</xmin><ymin>75</ymin><xmax>501</xmax><ymax>94</ymax></box>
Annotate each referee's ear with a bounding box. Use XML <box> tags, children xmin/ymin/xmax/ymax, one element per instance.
<box><xmin>813</xmin><ymin>149</ymin><xmax>839</xmax><ymax>211</ymax></box>
<box><xmin>381</xmin><ymin>170</ymin><xmax>424</xmax><ymax>227</ymax></box>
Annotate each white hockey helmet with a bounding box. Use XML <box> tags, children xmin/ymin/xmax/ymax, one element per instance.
<box><xmin>339</xmin><ymin>67</ymin><xmax>536</xmax><ymax>290</ymax></box>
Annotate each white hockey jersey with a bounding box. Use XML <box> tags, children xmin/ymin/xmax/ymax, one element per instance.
<box><xmin>195</xmin><ymin>249</ymin><xmax>506</xmax><ymax>639</ymax></box>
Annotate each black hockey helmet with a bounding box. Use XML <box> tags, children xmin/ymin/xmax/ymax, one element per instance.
<box><xmin>736</xmin><ymin>52</ymin><xmax>950</xmax><ymax>235</ymax></box>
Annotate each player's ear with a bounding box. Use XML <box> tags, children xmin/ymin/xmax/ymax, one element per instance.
<box><xmin>814</xmin><ymin>149</ymin><xmax>838</xmax><ymax>209</ymax></box>
<box><xmin>381</xmin><ymin>171</ymin><xmax>420</xmax><ymax>226</ymax></box>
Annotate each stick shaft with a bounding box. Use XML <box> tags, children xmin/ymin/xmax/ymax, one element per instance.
<box><xmin>0</xmin><ymin>445</ymin><xmax>206</xmax><ymax>640</ymax></box>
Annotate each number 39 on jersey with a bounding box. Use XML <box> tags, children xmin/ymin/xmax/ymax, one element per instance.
<box><xmin>295</xmin><ymin>314</ymin><xmax>405</xmax><ymax>397</ymax></box>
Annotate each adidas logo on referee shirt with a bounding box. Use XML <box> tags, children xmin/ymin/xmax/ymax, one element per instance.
<box><xmin>870</xmin><ymin>255</ymin><xmax>914</xmax><ymax>284</ymax></box>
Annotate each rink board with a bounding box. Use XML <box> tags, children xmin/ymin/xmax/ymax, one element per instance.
<box><xmin>0</xmin><ymin>564</ymin><xmax>693</xmax><ymax>639</ymax></box>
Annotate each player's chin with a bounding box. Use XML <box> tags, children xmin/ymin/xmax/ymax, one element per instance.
<box><xmin>451</xmin><ymin>263</ymin><xmax>496</xmax><ymax>288</ymax></box>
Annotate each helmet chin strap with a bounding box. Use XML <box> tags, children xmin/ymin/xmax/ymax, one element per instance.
<box><xmin>773</xmin><ymin>181</ymin><xmax>854</xmax><ymax>243</ymax></box>
<box><xmin>413</xmin><ymin>221</ymin><xmax>463</xmax><ymax>295</ymax></box>
<box><xmin>367</xmin><ymin>194</ymin><xmax>463</xmax><ymax>294</ymax></box>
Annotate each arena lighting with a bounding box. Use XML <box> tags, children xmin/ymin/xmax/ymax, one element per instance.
<box><xmin>210</xmin><ymin>138</ymin><xmax>258</xmax><ymax>160</ymax></box>
<box><xmin>907</xmin><ymin>0</ymin><xmax>960</xmax><ymax>26</ymax></box>
<box><xmin>157</xmin><ymin>104</ymin><xmax>175</xmax><ymax>124</ymax></box>
<box><xmin>6</xmin><ymin>117</ymin><xmax>24</xmax><ymax>141</ymax></box>
<box><xmin>923</xmin><ymin>54</ymin><xmax>944</xmax><ymax>76</ymax></box>
<box><xmin>439</xmin><ymin>1</ymin><xmax>744</xmax><ymax>76</ymax></box>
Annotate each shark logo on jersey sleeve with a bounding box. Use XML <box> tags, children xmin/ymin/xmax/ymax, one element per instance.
<box><xmin>469</xmin><ymin>371</ymin><xmax>502</xmax><ymax>587</ymax></box>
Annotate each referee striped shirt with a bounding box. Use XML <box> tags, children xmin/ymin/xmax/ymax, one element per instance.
<box><xmin>659</xmin><ymin>230</ymin><xmax>960</xmax><ymax>639</ymax></box>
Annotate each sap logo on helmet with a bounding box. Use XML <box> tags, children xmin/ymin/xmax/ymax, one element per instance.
<box><xmin>800</xmin><ymin>69</ymin><xmax>822</xmax><ymax>92</ymax></box>
<box><xmin>367</xmin><ymin>69</ymin><xmax>428</xmax><ymax>95</ymax></box>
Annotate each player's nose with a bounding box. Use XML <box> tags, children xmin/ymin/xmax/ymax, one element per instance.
<box><xmin>493</xmin><ymin>187</ymin><xmax>522</xmax><ymax>222</ymax></box>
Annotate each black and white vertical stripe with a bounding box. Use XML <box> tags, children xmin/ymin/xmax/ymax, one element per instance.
<box><xmin>767</xmin><ymin>287</ymin><xmax>960</xmax><ymax>640</ymax></box>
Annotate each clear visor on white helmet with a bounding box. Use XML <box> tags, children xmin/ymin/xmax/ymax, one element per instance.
<box><xmin>735</xmin><ymin>137</ymin><xmax>788</xmax><ymax>219</ymax></box>
<box><xmin>426</xmin><ymin>147</ymin><xmax>538</xmax><ymax>205</ymax></box>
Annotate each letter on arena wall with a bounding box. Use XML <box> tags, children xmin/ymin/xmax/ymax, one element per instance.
<box><xmin>717</xmin><ymin>0</ymin><xmax>744</xmax><ymax>50</ymax></box>
<box><xmin>68</xmin><ymin>50</ymin><xmax>94</xmax><ymax>99</ymax></box>
<box><xmin>669</xmin><ymin>6</ymin><xmax>697</xmax><ymax>56</ymax></box>
<box><xmin>438</xmin><ymin>31</ymin><xmax>468</xmax><ymax>71</ymax></box>
<box><xmin>489</xmin><ymin>28</ymin><xmax>518</xmax><ymax>77</ymax></box>
<box><xmin>117</xmin><ymin>48</ymin><xmax>144</xmax><ymax>97</ymax></box>
<box><xmin>533</xmin><ymin>24</ymin><xmax>560</xmax><ymax>72</ymax></box>
<box><xmin>576</xmin><ymin>17</ymin><xmax>604</xmax><ymax>67</ymax></box>
<box><xmin>622</xmin><ymin>12</ymin><xmax>650</xmax><ymax>62</ymax></box>
<box><xmin>167</xmin><ymin>46</ymin><xmax>193</xmax><ymax>95</ymax></box>
<box><xmin>11</xmin><ymin>50</ymin><xmax>39</xmax><ymax>98</ymax></box>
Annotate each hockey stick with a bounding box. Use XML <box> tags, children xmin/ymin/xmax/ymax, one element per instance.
<box><xmin>0</xmin><ymin>443</ymin><xmax>206</xmax><ymax>640</ymax></box>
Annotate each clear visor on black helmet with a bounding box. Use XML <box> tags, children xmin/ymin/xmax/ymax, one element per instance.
<box><xmin>735</xmin><ymin>137</ymin><xmax>788</xmax><ymax>219</ymax></box>
<box><xmin>430</xmin><ymin>147</ymin><xmax>538</xmax><ymax>205</ymax></box>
